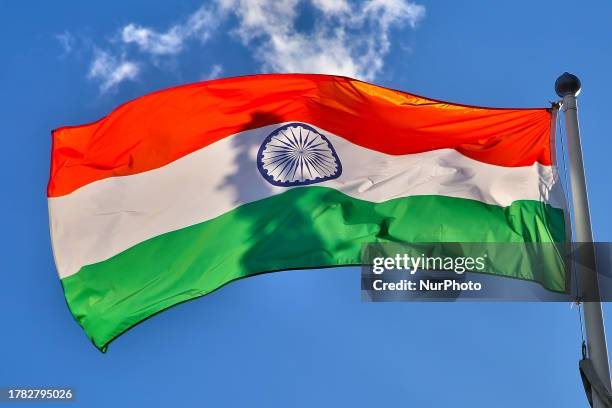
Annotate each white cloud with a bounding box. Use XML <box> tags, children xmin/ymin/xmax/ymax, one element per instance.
<box><xmin>311</xmin><ymin>0</ymin><xmax>350</xmax><ymax>15</ymax></box>
<box><xmin>83</xmin><ymin>0</ymin><xmax>424</xmax><ymax>92</ymax></box>
<box><xmin>122</xmin><ymin>24</ymin><xmax>184</xmax><ymax>55</ymax></box>
<box><xmin>120</xmin><ymin>4</ymin><xmax>221</xmax><ymax>55</ymax></box>
<box><xmin>219</xmin><ymin>0</ymin><xmax>425</xmax><ymax>81</ymax></box>
<box><xmin>203</xmin><ymin>64</ymin><xmax>224</xmax><ymax>80</ymax></box>
<box><xmin>363</xmin><ymin>0</ymin><xmax>426</xmax><ymax>29</ymax></box>
<box><xmin>88</xmin><ymin>49</ymin><xmax>140</xmax><ymax>93</ymax></box>
<box><xmin>56</xmin><ymin>31</ymin><xmax>75</xmax><ymax>55</ymax></box>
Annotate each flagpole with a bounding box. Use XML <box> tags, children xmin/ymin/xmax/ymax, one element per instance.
<box><xmin>555</xmin><ymin>72</ymin><xmax>611</xmax><ymax>407</ymax></box>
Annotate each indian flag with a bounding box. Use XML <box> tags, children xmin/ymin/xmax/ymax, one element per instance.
<box><xmin>48</xmin><ymin>74</ymin><xmax>567</xmax><ymax>351</ymax></box>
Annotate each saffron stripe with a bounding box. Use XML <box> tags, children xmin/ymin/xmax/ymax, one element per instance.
<box><xmin>49</xmin><ymin>74</ymin><xmax>552</xmax><ymax>197</ymax></box>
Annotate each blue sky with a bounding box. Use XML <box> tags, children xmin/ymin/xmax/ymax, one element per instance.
<box><xmin>1</xmin><ymin>0</ymin><xmax>611</xmax><ymax>406</ymax></box>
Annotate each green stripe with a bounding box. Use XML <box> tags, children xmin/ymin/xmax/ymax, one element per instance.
<box><xmin>61</xmin><ymin>187</ymin><xmax>566</xmax><ymax>351</ymax></box>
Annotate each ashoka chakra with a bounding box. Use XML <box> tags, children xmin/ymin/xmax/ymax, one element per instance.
<box><xmin>257</xmin><ymin>123</ymin><xmax>342</xmax><ymax>187</ymax></box>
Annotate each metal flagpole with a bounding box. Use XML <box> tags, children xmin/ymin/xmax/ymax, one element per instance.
<box><xmin>555</xmin><ymin>72</ymin><xmax>612</xmax><ymax>407</ymax></box>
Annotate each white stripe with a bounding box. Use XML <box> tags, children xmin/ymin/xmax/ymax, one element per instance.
<box><xmin>49</xmin><ymin>122</ymin><xmax>565</xmax><ymax>279</ymax></box>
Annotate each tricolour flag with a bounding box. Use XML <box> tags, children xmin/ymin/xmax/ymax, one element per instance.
<box><xmin>48</xmin><ymin>74</ymin><xmax>566</xmax><ymax>351</ymax></box>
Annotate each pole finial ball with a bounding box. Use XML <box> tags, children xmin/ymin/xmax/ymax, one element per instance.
<box><xmin>555</xmin><ymin>72</ymin><xmax>581</xmax><ymax>97</ymax></box>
